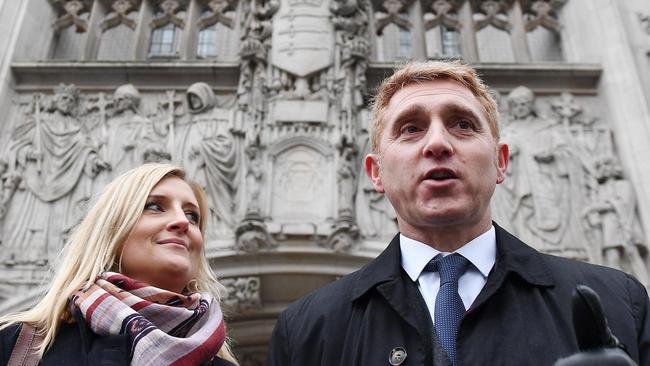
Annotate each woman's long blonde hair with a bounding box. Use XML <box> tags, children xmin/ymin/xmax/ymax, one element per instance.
<box><xmin>0</xmin><ymin>163</ymin><xmax>238</xmax><ymax>363</ymax></box>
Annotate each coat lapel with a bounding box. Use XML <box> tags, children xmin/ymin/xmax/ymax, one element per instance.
<box><xmin>352</xmin><ymin>234</ymin><xmax>432</xmax><ymax>338</ymax></box>
<box><xmin>468</xmin><ymin>223</ymin><xmax>555</xmax><ymax>313</ymax></box>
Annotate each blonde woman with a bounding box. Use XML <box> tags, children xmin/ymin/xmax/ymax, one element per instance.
<box><xmin>0</xmin><ymin>163</ymin><xmax>238</xmax><ymax>366</ymax></box>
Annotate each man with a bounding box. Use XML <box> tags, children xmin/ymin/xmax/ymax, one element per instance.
<box><xmin>266</xmin><ymin>61</ymin><xmax>650</xmax><ymax>365</ymax></box>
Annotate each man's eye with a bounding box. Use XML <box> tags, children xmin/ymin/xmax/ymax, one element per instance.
<box><xmin>144</xmin><ymin>202</ymin><xmax>162</xmax><ymax>211</ymax></box>
<box><xmin>400</xmin><ymin>125</ymin><xmax>420</xmax><ymax>135</ymax></box>
<box><xmin>185</xmin><ymin>211</ymin><xmax>200</xmax><ymax>224</ymax></box>
<box><xmin>457</xmin><ymin>120</ymin><xmax>473</xmax><ymax>130</ymax></box>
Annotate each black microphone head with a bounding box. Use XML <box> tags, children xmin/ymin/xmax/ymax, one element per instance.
<box><xmin>571</xmin><ymin>284</ymin><xmax>615</xmax><ymax>350</ymax></box>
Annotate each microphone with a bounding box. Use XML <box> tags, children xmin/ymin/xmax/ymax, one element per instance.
<box><xmin>553</xmin><ymin>285</ymin><xmax>636</xmax><ymax>366</ymax></box>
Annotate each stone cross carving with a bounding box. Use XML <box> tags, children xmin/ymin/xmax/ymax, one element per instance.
<box><xmin>374</xmin><ymin>0</ymin><xmax>411</xmax><ymax>35</ymax></box>
<box><xmin>53</xmin><ymin>0</ymin><xmax>90</xmax><ymax>33</ymax></box>
<box><xmin>524</xmin><ymin>0</ymin><xmax>562</xmax><ymax>33</ymax></box>
<box><xmin>198</xmin><ymin>0</ymin><xmax>236</xmax><ymax>29</ymax></box>
<box><xmin>100</xmin><ymin>0</ymin><xmax>138</xmax><ymax>32</ymax></box>
<box><xmin>424</xmin><ymin>0</ymin><xmax>461</xmax><ymax>31</ymax></box>
<box><xmin>149</xmin><ymin>0</ymin><xmax>185</xmax><ymax>29</ymax></box>
<box><xmin>474</xmin><ymin>0</ymin><xmax>511</xmax><ymax>32</ymax></box>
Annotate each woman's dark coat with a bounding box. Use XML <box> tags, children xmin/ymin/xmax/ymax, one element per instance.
<box><xmin>0</xmin><ymin>310</ymin><xmax>236</xmax><ymax>366</ymax></box>
<box><xmin>267</xmin><ymin>225</ymin><xmax>650</xmax><ymax>365</ymax></box>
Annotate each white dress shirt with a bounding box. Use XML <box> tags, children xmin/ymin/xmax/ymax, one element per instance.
<box><xmin>400</xmin><ymin>226</ymin><xmax>497</xmax><ymax>325</ymax></box>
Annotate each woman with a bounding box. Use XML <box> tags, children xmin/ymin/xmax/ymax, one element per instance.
<box><xmin>0</xmin><ymin>163</ymin><xmax>238</xmax><ymax>365</ymax></box>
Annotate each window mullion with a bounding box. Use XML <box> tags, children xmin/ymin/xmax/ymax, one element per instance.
<box><xmin>509</xmin><ymin>0</ymin><xmax>531</xmax><ymax>63</ymax></box>
<box><xmin>82</xmin><ymin>1</ymin><xmax>106</xmax><ymax>61</ymax></box>
<box><xmin>181</xmin><ymin>0</ymin><xmax>201</xmax><ymax>60</ymax></box>
<box><xmin>458</xmin><ymin>0</ymin><xmax>477</xmax><ymax>62</ymax></box>
<box><xmin>134</xmin><ymin>0</ymin><xmax>155</xmax><ymax>60</ymax></box>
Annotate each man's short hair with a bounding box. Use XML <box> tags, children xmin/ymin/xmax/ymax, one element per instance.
<box><xmin>369</xmin><ymin>60</ymin><xmax>500</xmax><ymax>153</ymax></box>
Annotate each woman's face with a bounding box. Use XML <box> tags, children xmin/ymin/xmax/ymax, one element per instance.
<box><xmin>119</xmin><ymin>176</ymin><xmax>204</xmax><ymax>293</ymax></box>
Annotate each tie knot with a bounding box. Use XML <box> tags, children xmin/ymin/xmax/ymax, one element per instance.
<box><xmin>425</xmin><ymin>253</ymin><xmax>470</xmax><ymax>284</ymax></box>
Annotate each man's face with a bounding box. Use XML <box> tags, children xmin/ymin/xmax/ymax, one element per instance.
<box><xmin>56</xmin><ymin>93</ymin><xmax>75</xmax><ymax>115</ymax></box>
<box><xmin>509</xmin><ymin>97</ymin><xmax>533</xmax><ymax>120</ymax></box>
<box><xmin>365</xmin><ymin>79</ymin><xmax>508</xmax><ymax>236</ymax></box>
<box><xmin>114</xmin><ymin>94</ymin><xmax>132</xmax><ymax>113</ymax></box>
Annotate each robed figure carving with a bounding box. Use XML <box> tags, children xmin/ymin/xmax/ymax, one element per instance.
<box><xmin>175</xmin><ymin>82</ymin><xmax>241</xmax><ymax>237</ymax></box>
<box><xmin>0</xmin><ymin>84</ymin><xmax>108</xmax><ymax>265</ymax></box>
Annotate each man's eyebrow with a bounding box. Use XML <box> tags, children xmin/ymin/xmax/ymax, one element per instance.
<box><xmin>390</xmin><ymin>104</ymin><xmax>428</xmax><ymax>126</ymax></box>
<box><xmin>444</xmin><ymin>103</ymin><xmax>482</xmax><ymax>119</ymax></box>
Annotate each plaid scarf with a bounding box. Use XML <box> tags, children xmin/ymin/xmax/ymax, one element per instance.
<box><xmin>71</xmin><ymin>272</ymin><xmax>226</xmax><ymax>366</ymax></box>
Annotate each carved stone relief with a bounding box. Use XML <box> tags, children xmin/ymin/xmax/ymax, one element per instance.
<box><xmin>492</xmin><ymin>86</ymin><xmax>648</xmax><ymax>280</ymax></box>
<box><xmin>473</xmin><ymin>0</ymin><xmax>511</xmax><ymax>32</ymax></box>
<box><xmin>639</xmin><ymin>13</ymin><xmax>650</xmax><ymax>36</ymax></box>
<box><xmin>221</xmin><ymin>276</ymin><xmax>262</xmax><ymax>314</ymax></box>
<box><xmin>100</xmin><ymin>0</ymin><xmax>139</xmax><ymax>32</ymax></box>
<box><xmin>53</xmin><ymin>0</ymin><xmax>91</xmax><ymax>33</ymax></box>
<box><xmin>0</xmin><ymin>84</ymin><xmax>109</xmax><ymax>267</ymax></box>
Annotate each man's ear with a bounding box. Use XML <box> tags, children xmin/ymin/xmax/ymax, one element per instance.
<box><xmin>364</xmin><ymin>153</ymin><xmax>385</xmax><ymax>193</ymax></box>
<box><xmin>495</xmin><ymin>143</ymin><xmax>509</xmax><ymax>184</ymax></box>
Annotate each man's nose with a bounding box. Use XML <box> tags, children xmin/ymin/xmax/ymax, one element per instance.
<box><xmin>421</xmin><ymin>122</ymin><xmax>454</xmax><ymax>159</ymax></box>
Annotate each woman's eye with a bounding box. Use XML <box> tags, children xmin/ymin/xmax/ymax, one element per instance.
<box><xmin>144</xmin><ymin>202</ymin><xmax>162</xmax><ymax>211</ymax></box>
<box><xmin>185</xmin><ymin>211</ymin><xmax>200</xmax><ymax>224</ymax></box>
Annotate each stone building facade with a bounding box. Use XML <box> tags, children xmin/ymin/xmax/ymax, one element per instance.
<box><xmin>0</xmin><ymin>0</ymin><xmax>650</xmax><ymax>363</ymax></box>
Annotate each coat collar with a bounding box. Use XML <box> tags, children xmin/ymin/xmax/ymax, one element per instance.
<box><xmin>351</xmin><ymin>223</ymin><xmax>555</xmax><ymax>302</ymax></box>
<box><xmin>492</xmin><ymin>222</ymin><xmax>554</xmax><ymax>287</ymax></box>
<box><xmin>351</xmin><ymin>233</ymin><xmax>402</xmax><ymax>301</ymax></box>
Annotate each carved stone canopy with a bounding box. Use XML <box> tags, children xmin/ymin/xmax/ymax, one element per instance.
<box><xmin>150</xmin><ymin>0</ymin><xmax>186</xmax><ymax>29</ymax></box>
<box><xmin>472</xmin><ymin>0</ymin><xmax>511</xmax><ymax>32</ymax></box>
<box><xmin>52</xmin><ymin>0</ymin><xmax>92</xmax><ymax>33</ymax></box>
<box><xmin>424</xmin><ymin>0</ymin><xmax>461</xmax><ymax>31</ymax></box>
<box><xmin>197</xmin><ymin>0</ymin><xmax>235</xmax><ymax>30</ymax></box>
<box><xmin>100</xmin><ymin>0</ymin><xmax>139</xmax><ymax>32</ymax></box>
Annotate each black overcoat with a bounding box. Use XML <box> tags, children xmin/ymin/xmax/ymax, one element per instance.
<box><xmin>267</xmin><ymin>224</ymin><xmax>650</xmax><ymax>366</ymax></box>
<box><xmin>0</xmin><ymin>310</ymin><xmax>236</xmax><ymax>366</ymax></box>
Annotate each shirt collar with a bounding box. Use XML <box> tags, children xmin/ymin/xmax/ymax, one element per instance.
<box><xmin>400</xmin><ymin>225</ymin><xmax>497</xmax><ymax>281</ymax></box>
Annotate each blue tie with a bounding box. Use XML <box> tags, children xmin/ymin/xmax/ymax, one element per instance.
<box><xmin>425</xmin><ymin>253</ymin><xmax>470</xmax><ymax>365</ymax></box>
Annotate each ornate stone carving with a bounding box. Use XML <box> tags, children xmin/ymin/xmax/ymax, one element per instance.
<box><xmin>473</xmin><ymin>0</ymin><xmax>510</xmax><ymax>32</ymax></box>
<box><xmin>331</xmin><ymin>0</ymin><xmax>370</xmax><ymax>141</ymax></box>
<box><xmin>639</xmin><ymin>13</ymin><xmax>650</xmax><ymax>35</ymax></box>
<box><xmin>53</xmin><ymin>0</ymin><xmax>90</xmax><ymax>33</ymax></box>
<box><xmin>100</xmin><ymin>84</ymin><xmax>167</xmax><ymax>176</ymax></box>
<box><xmin>150</xmin><ymin>0</ymin><xmax>185</xmax><ymax>29</ymax></box>
<box><xmin>424</xmin><ymin>0</ymin><xmax>461</xmax><ymax>31</ymax></box>
<box><xmin>583</xmin><ymin>156</ymin><xmax>648</xmax><ymax>285</ymax></box>
<box><xmin>374</xmin><ymin>0</ymin><xmax>411</xmax><ymax>35</ymax></box>
<box><xmin>100</xmin><ymin>0</ymin><xmax>139</xmax><ymax>32</ymax></box>
<box><xmin>493</xmin><ymin>86</ymin><xmax>588</xmax><ymax>258</ymax></box>
<box><xmin>355</xmin><ymin>136</ymin><xmax>397</xmax><ymax>238</ymax></box>
<box><xmin>222</xmin><ymin>276</ymin><xmax>262</xmax><ymax>313</ymax></box>
<box><xmin>0</xmin><ymin>84</ymin><xmax>109</xmax><ymax>266</ymax></box>
<box><xmin>175</xmin><ymin>82</ymin><xmax>241</xmax><ymax>237</ymax></box>
<box><xmin>198</xmin><ymin>0</ymin><xmax>236</xmax><ymax>29</ymax></box>
<box><xmin>493</xmin><ymin>86</ymin><xmax>648</xmax><ymax>268</ymax></box>
<box><xmin>237</xmin><ymin>0</ymin><xmax>278</xmax><ymax>114</ymax></box>
<box><xmin>523</xmin><ymin>0</ymin><xmax>562</xmax><ymax>33</ymax></box>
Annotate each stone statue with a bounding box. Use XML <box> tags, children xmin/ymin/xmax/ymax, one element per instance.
<box><xmin>337</xmin><ymin>144</ymin><xmax>356</xmax><ymax>219</ymax></box>
<box><xmin>355</xmin><ymin>137</ymin><xmax>397</xmax><ymax>238</ymax></box>
<box><xmin>583</xmin><ymin>156</ymin><xmax>648</xmax><ymax>285</ymax></box>
<box><xmin>493</xmin><ymin>86</ymin><xmax>590</xmax><ymax>257</ymax></box>
<box><xmin>245</xmin><ymin>144</ymin><xmax>264</xmax><ymax>214</ymax></box>
<box><xmin>175</xmin><ymin>82</ymin><xmax>241</xmax><ymax>237</ymax></box>
<box><xmin>0</xmin><ymin>84</ymin><xmax>108</xmax><ymax>266</ymax></box>
<box><xmin>103</xmin><ymin>84</ymin><xmax>165</xmax><ymax>176</ymax></box>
